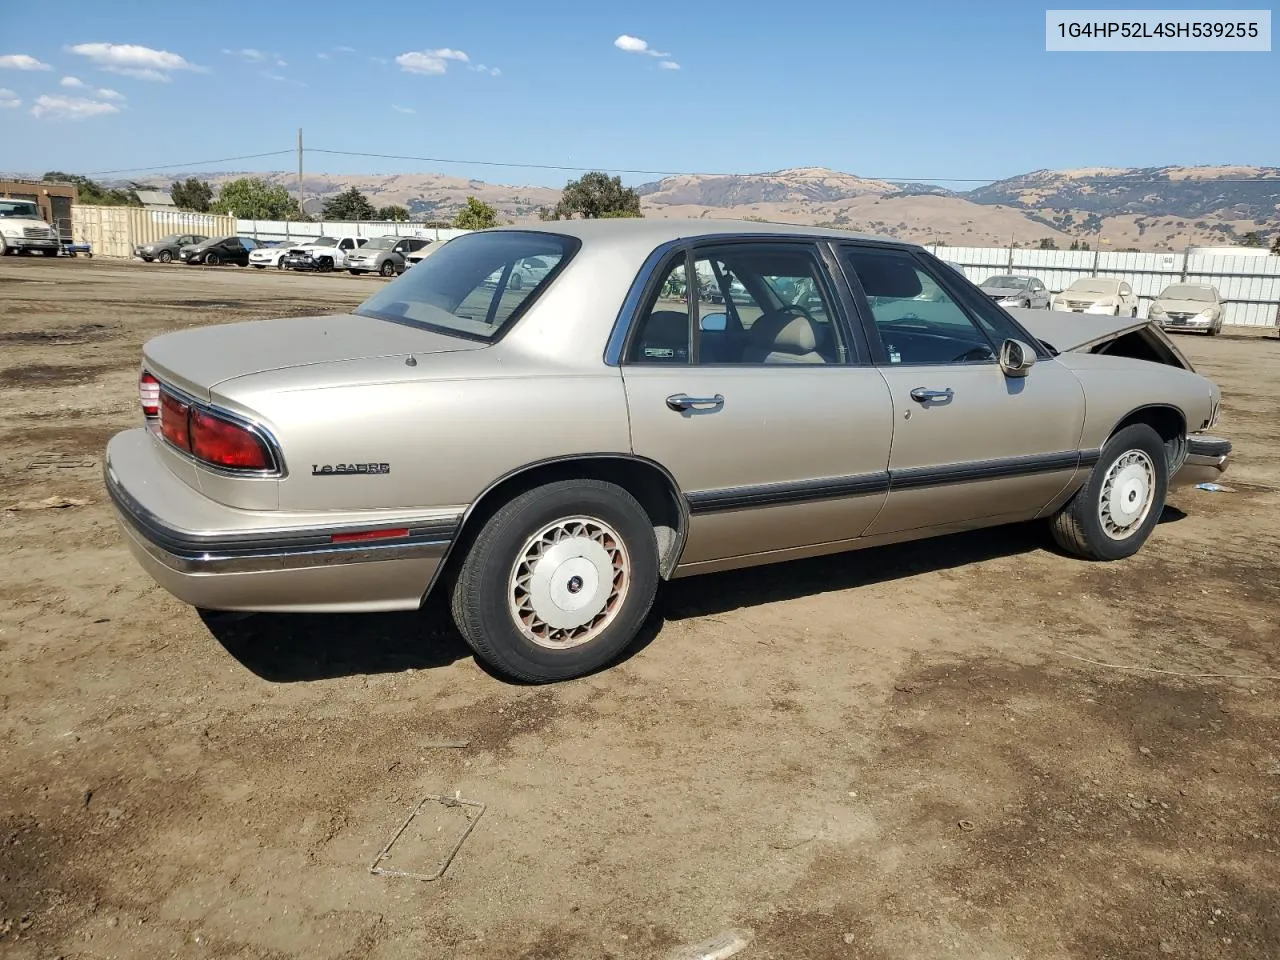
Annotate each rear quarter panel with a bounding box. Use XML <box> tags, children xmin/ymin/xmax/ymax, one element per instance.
<box><xmin>214</xmin><ymin>352</ymin><xmax>633</xmax><ymax>512</ymax></box>
<box><xmin>1054</xmin><ymin>352</ymin><xmax>1216</xmax><ymax>448</ymax></box>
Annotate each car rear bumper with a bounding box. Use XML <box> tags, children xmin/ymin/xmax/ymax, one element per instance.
<box><xmin>105</xmin><ymin>429</ymin><xmax>457</xmax><ymax>613</ymax></box>
<box><xmin>1171</xmin><ymin>434</ymin><xmax>1231</xmax><ymax>487</ymax></box>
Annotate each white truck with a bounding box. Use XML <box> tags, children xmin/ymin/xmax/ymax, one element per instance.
<box><xmin>0</xmin><ymin>198</ymin><xmax>61</xmax><ymax>256</ymax></box>
<box><xmin>279</xmin><ymin>235</ymin><xmax>367</xmax><ymax>272</ymax></box>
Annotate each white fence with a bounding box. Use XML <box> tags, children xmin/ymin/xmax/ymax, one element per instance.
<box><xmin>931</xmin><ymin>245</ymin><xmax>1280</xmax><ymax>329</ymax></box>
<box><xmin>235</xmin><ymin>219</ymin><xmax>470</xmax><ymax>245</ymax></box>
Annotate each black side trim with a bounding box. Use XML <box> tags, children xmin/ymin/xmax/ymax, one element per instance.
<box><xmin>686</xmin><ymin>472</ymin><xmax>891</xmax><ymax>514</ymax></box>
<box><xmin>106</xmin><ymin>465</ymin><xmax>458</xmax><ymax>559</ymax></box>
<box><xmin>1078</xmin><ymin>448</ymin><xmax>1102</xmax><ymax>468</ymax></box>
<box><xmin>890</xmin><ymin>451</ymin><xmax>1081</xmax><ymax>490</ymax></box>
<box><xmin>1187</xmin><ymin>437</ymin><xmax>1231</xmax><ymax>458</ymax></box>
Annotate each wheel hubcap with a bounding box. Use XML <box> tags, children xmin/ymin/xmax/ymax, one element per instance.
<box><xmin>509</xmin><ymin>517</ymin><xmax>629</xmax><ymax>649</ymax></box>
<box><xmin>1099</xmin><ymin>449</ymin><xmax>1156</xmax><ymax>540</ymax></box>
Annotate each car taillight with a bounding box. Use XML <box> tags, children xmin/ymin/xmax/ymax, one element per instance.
<box><xmin>189</xmin><ymin>407</ymin><xmax>271</xmax><ymax>470</ymax></box>
<box><xmin>139</xmin><ymin>371</ymin><xmax>160</xmax><ymax>419</ymax></box>
<box><xmin>160</xmin><ymin>392</ymin><xmax>191</xmax><ymax>451</ymax></box>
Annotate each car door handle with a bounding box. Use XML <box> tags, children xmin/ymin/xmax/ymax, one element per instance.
<box><xmin>666</xmin><ymin>393</ymin><xmax>724</xmax><ymax>412</ymax></box>
<box><xmin>909</xmin><ymin>387</ymin><xmax>954</xmax><ymax>404</ymax></box>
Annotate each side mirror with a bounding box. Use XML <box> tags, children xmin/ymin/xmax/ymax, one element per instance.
<box><xmin>999</xmin><ymin>339</ymin><xmax>1036</xmax><ymax>377</ymax></box>
<box><xmin>700</xmin><ymin>312</ymin><xmax>728</xmax><ymax>332</ymax></box>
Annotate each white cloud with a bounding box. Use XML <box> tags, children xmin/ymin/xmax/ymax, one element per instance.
<box><xmin>396</xmin><ymin>48</ymin><xmax>470</xmax><ymax>75</ymax></box>
<box><xmin>659</xmin><ymin>60</ymin><xmax>681</xmax><ymax>70</ymax></box>
<box><xmin>61</xmin><ymin>75</ymin><xmax>86</xmax><ymax>88</ymax></box>
<box><xmin>334</xmin><ymin>45</ymin><xmax>356</xmax><ymax>54</ymax></box>
<box><xmin>224</xmin><ymin>48</ymin><xmax>286</xmax><ymax>67</ymax></box>
<box><xmin>96</xmin><ymin>87</ymin><xmax>124</xmax><ymax>100</ymax></box>
<box><xmin>0</xmin><ymin>54</ymin><xmax>52</xmax><ymax>71</ymax></box>
<box><xmin>0</xmin><ymin>88</ymin><xmax>20</xmax><ymax>108</ymax></box>
<box><xmin>614</xmin><ymin>35</ymin><xmax>669</xmax><ymax>57</ymax></box>
<box><xmin>317</xmin><ymin>52</ymin><xmax>330</xmax><ymax>60</ymax></box>
<box><xmin>31</xmin><ymin>93</ymin><xmax>120</xmax><ymax>120</ymax></box>
<box><xmin>470</xmin><ymin>63</ymin><xmax>501</xmax><ymax>76</ymax></box>
<box><xmin>68</xmin><ymin>42</ymin><xmax>202</xmax><ymax>81</ymax></box>
<box><xmin>392</xmin><ymin>104</ymin><xmax>415</xmax><ymax>114</ymax></box>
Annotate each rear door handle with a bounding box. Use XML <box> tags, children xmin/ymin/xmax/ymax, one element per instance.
<box><xmin>909</xmin><ymin>387</ymin><xmax>954</xmax><ymax>404</ymax></box>
<box><xmin>666</xmin><ymin>393</ymin><xmax>725</xmax><ymax>412</ymax></box>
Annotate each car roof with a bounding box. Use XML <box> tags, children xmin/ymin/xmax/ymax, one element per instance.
<box><xmin>490</xmin><ymin>217</ymin><xmax>917</xmax><ymax>250</ymax></box>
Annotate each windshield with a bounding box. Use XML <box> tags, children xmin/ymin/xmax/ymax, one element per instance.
<box><xmin>981</xmin><ymin>276</ymin><xmax>1028</xmax><ymax>289</ymax></box>
<box><xmin>0</xmin><ymin>200</ymin><xmax>41</xmax><ymax>219</ymax></box>
<box><xmin>1159</xmin><ymin>284</ymin><xmax>1216</xmax><ymax>302</ymax></box>
<box><xmin>362</xmin><ymin>237</ymin><xmax>396</xmax><ymax>251</ymax></box>
<box><xmin>1066</xmin><ymin>278</ymin><xmax>1118</xmax><ymax>294</ymax></box>
<box><xmin>310</xmin><ymin>237</ymin><xmax>338</xmax><ymax>247</ymax></box>
<box><xmin>355</xmin><ymin>230</ymin><xmax>577</xmax><ymax>340</ymax></box>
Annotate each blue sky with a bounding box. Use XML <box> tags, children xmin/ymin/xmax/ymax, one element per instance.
<box><xmin>0</xmin><ymin>0</ymin><xmax>1275</xmax><ymax>189</ymax></box>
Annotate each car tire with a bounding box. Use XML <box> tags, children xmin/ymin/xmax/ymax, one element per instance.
<box><xmin>205</xmin><ymin>252</ymin><xmax>220</xmax><ymax>266</ymax></box>
<box><xmin>450</xmin><ymin>479</ymin><xmax>659</xmax><ymax>683</ymax></box>
<box><xmin>348</xmin><ymin>269</ymin><xmax>360</xmax><ymax>275</ymax></box>
<box><xmin>1050</xmin><ymin>423</ymin><xmax>1169</xmax><ymax>562</ymax></box>
<box><xmin>509</xmin><ymin>273</ymin><xmax>523</xmax><ymax>291</ymax></box>
<box><xmin>380</xmin><ymin>260</ymin><xmax>396</xmax><ymax>278</ymax></box>
<box><xmin>318</xmin><ymin>257</ymin><xmax>333</xmax><ymax>272</ymax></box>
<box><xmin>276</xmin><ymin>259</ymin><xmax>286</xmax><ymax>270</ymax></box>
<box><xmin>159</xmin><ymin>250</ymin><xmax>173</xmax><ymax>263</ymax></box>
<box><xmin>253</xmin><ymin>264</ymin><xmax>266</xmax><ymax>269</ymax></box>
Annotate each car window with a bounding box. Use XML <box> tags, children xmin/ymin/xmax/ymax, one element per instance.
<box><xmin>1120</xmin><ymin>282</ymin><xmax>1132</xmax><ymax>296</ymax></box>
<box><xmin>842</xmin><ymin>247</ymin><xmax>996</xmax><ymax>366</ymax></box>
<box><xmin>628</xmin><ymin>243</ymin><xmax>844</xmax><ymax>365</ymax></box>
<box><xmin>241</xmin><ymin>237</ymin><xmax>258</xmax><ymax>250</ymax></box>
<box><xmin>354</xmin><ymin>230</ymin><xmax>574</xmax><ymax>340</ymax></box>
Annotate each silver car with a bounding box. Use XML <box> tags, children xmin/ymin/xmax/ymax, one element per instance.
<box><xmin>346</xmin><ymin>235</ymin><xmax>433</xmax><ymax>277</ymax></box>
<box><xmin>106</xmin><ymin>220</ymin><xmax>1230</xmax><ymax>682</ymax></box>
<box><xmin>1149</xmin><ymin>283</ymin><xmax>1224</xmax><ymax>336</ymax></box>
<box><xmin>979</xmin><ymin>274</ymin><xmax>1051</xmax><ymax>309</ymax></box>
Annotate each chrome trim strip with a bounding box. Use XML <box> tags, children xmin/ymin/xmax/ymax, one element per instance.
<box><xmin>106</xmin><ymin>461</ymin><xmax>457</xmax><ymax>574</ymax></box>
<box><xmin>150</xmin><ymin>375</ymin><xmax>289</xmax><ymax>479</ymax></box>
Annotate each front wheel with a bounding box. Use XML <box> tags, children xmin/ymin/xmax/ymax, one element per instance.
<box><xmin>1050</xmin><ymin>423</ymin><xmax>1169</xmax><ymax>561</ymax></box>
<box><xmin>158</xmin><ymin>250</ymin><xmax>173</xmax><ymax>263</ymax></box>
<box><xmin>450</xmin><ymin>479</ymin><xmax>659</xmax><ymax>683</ymax></box>
<box><xmin>379</xmin><ymin>260</ymin><xmax>396</xmax><ymax>278</ymax></box>
<box><xmin>205</xmin><ymin>252</ymin><xmax>220</xmax><ymax>266</ymax></box>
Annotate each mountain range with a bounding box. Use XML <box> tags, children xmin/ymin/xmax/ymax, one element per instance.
<box><xmin>84</xmin><ymin>164</ymin><xmax>1280</xmax><ymax>250</ymax></box>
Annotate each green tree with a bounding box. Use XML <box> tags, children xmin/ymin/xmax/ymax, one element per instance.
<box><xmin>43</xmin><ymin>171</ymin><xmax>140</xmax><ymax>206</ymax></box>
<box><xmin>1038</xmin><ymin>238</ymin><xmax>1059</xmax><ymax>250</ymax></box>
<box><xmin>210</xmin><ymin>177</ymin><xmax>300</xmax><ymax>219</ymax></box>
<box><xmin>453</xmin><ymin>196</ymin><xmax>499</xmax><ymax>230</ymax></box>
<box><xmin>551</xmin><ymin>171</ymin><xmax>642</xmax><ymax>220</ymax></box>
<box><xmin>1238</xmin><ymin>231</ymin><xmax>1265</xmax><ymax>247</ymax></box>
<box><xmin>375</xmin><ymin>204</ymin><xmax>410</xmax><ymax>222</ymax></box>
<box><xmin>170</xmin><ymin>178</ymin><xmax>213</xmax><ymax>213</ymax></box>
<box><xmin>323</xmin><ymin>187</ymin><xmax>376</xmax><ymax>221</ymax></box>
<box><xmin>1270</xmin><ymin>234</ymin><xmax>1280</xmax><ymax>256</ymax></box>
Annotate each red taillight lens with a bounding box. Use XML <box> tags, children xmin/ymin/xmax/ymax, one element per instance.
<box><xmin>160</xmin><ymin>392</ymin><xmax>192</xmax><ymax>451</ymax></box>
<box><xmin>189</xmin><ymin>408</ymin><xmax>271</xmax><ymax>470</ymax></box>
<box><xmin>139</xmin><ymin>372</ymin><xmax>160</xmax><ymax>418</ymax></box>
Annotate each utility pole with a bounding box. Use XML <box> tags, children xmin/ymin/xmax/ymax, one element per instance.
<box><xmin>297</xmin><ymin>127</ymin><xmax>304</xmax><ymax>213</ymax></box>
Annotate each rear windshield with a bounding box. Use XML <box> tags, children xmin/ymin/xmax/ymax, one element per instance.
<box><xmin>354</xmin><ymin>230</ymin><xmax>577</xmax><ymax>340</ymax></box>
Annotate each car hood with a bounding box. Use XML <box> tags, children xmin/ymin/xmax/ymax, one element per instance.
<box><xmin>143</xmin><ymin>312</ymin><xmax>487</xmax><ymax>400</ymax></box>
<box><xmin>1154</xmin><ymin>298</ymin><xmax>1216</xmax><ymax>314</ymax></box>
<box><xmin>1056</xmin><ymin>289</ymin><xmax>1117</xmax><ymax>303</ymax></box>
<box><xmin>346</xmin><ymin>248</ymin><xmax>388</xmax><ymax>258</ymax></box>
<box><xmin>1009</xmin><ymin>309</ymin><xmax>1195</xmax><ymax>369</ymax></box>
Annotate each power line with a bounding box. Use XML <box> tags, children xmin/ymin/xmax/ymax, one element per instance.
<box><xmin>84</xmin><ymin>150</ymin><xmax>296</xmax><ymax>176</ymax></box>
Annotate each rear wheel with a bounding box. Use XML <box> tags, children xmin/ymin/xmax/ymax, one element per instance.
<box><xmin>318</xmin><ymin>256</ymin><xmax>333</xmax><ymax>272</ymax></box>
<box><xmin>1050</xmin><ymin>423</ymin><xmax>1169</xmax><ymax>561</ymax></box>
<box><xmin>158</xmin><ymin>250</ymin><xmax>173</xmax><ymax>263</ymax></box>
<box><xmin>450</xmin><ymin>480</ymin><xmax>659</xmax><ymax>683</ymax></box>
<box><xmin>205</xmin><ymin>252</ymin><xmax>220</xmax><ymax>266</ymax></box>
<box><xmin>509</xmin><ymin>273</ymin><xmax>523</xmax><ymax>291</ymax></box>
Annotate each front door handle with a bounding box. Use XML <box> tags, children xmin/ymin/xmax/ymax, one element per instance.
<box><xmin>909</xmin><ymin>387</ymin><xmax>954</xmax><ymax>404</ymax></box>
<box><xmin>666</xmin><ymin>393</ymin><xmax>725</xmax><ymax>412</ymax></box>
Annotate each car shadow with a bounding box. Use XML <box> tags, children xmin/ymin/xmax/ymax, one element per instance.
<box><xmin>204</xmin><ymin>515</ymin><xmax>1182</xmax><ymax>684</ymax></box>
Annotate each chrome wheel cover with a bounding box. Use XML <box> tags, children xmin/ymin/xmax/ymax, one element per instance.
<box><xmin>508</xmin><ymin>517</ymin><xmax>630</xmax><ymax>649</ymax></box>
<box><xmin>1099</xmin><ymin>449</ymin><xmax>1156</xmax><ymax>540</ymax></box>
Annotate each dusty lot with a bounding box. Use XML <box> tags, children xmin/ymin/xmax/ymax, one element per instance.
<box><xmin>1</xmin><ymin>256</ymin><xmax>1278</xmax><ymax>960</ymax></box>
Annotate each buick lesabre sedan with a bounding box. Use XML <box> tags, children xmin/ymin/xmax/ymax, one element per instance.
<box><xmin>107</xmin><ymin>220</ymin><xmax>1230</xmax><ymax>682</ymax></box>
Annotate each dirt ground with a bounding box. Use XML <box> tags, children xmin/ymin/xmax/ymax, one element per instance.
<box><xmin>1</xmin><ymin>256</ymin><xmax>1278</xmax><ymax>960</ymax></box>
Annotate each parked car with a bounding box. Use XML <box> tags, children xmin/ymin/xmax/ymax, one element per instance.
<box><xmin>345</xmin><ymin>235</ymin><xmax>433</xmax><ymax>277</ymax></box>
<box><xmin>481</xmin><ymin>254</ymin><xmax>556</xmax><ymax>291</ymax></box>
<box><xmin>178</xmin><ymin>236</ymin><xmax>260</xmax><ymax>266</ymax></box>
<box><xmin>979</xmin><ymin>274</ymin><xmax>1051</xmax><ymax>309</ymax></box>
<box><xmin>107</xmin><ymin>220</ymin><xmax>1229</xmax><ymax>683</ymax></box>
<box><xmin>280</xmin><ymin>236</ymin><xmax>366</xmax><ymax>272</ymax></box>
<box><xmin>136</xmin><ymin>233</ymin><xmax>209</xmax><ymax>263</ymax></box>
<box><xmin>1149</xmin><ymin>283</ymin><xmax>1224</xmax><ymax>336</ymax></box>
<box><xmin>247</xmin><ymin>240</ymin><xmax>292</xmax><ymax>270</ymax></box>
<box><xmin>403</xmin><ymin>240</ymin><xmax>439</xmax><ymax>269</ymax></box>
<box><xmin>1051</xmin><ymin>277</ymin><xmax>1139</xmax><ymax>316</ymax></box>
